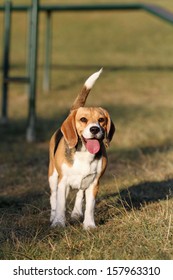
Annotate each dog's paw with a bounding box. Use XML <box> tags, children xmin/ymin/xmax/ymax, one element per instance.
<box><xmin>70</xmin><ymin>212</ymin><xmax>83</xmax><ymax>225</ymax></box>
<box><xmin>50</xmin><ymin>210</ymin><xmax>56</xmax><ymax>223</ymax></box>
<box><xmin>71</xmin><ymin>211</ymin><xmax>83</xmax><ymax>221</ymax></box>
<box><xmin>83</xmin><ymin>222</ymin><xmax>96</xmax><ymax>230</ymax></box>
<box><xmin>51</xmin><ymin>218</ymin><xmax>66</xmax><ymax>228</ymax></box>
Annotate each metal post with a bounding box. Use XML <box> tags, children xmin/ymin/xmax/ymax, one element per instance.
<box><xmin>25</xmin><ymin>7</ymin><xmax>32</xmax><ymax>95</ymax></box>
<box><xmin>43</xmin><ymin>11</ymin><xmax>52</xmax><ymax>92</ymax></box>
<box><xmin>26</xmin><ymin>0</ymin><xmax>39</xmax><ymax>142</ymax></box>
<box><xmin>1</xmin><ymin>1</ymin><xmax>11</xmax><ymax>124</ymax></box>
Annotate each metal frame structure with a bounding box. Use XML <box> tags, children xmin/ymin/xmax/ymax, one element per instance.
<box><xmin>0</xmin><ymin>2</ymin><xmax>173</xmax><ymax>141</ymax></box>
<box><xmin>1</xmin><ymin>0</ymin><xmax>39</xmax><ymax>142</ymax></box>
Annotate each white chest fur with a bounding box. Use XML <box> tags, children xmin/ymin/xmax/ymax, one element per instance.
<box><xmin>62</xmin><ymin>151</ymin><xmax>102</xmax><ymax>190</ymax></box>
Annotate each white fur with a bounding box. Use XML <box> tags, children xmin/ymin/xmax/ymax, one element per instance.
<box><xmin>71</xmin><ymin>189</ymin><xmax>84</xmax><ymax>219</ymax></box>
<box><xmin>84</xmin><ymin>68</ymin><xmax>103</xmax><ymax>90</ymax></box>
<box><xmin>83</xmin><ymin>183</ymin><xmax>97</xmax><ymax>229</ymax></box>
<box><xmin>49</xmin><ymin>168</ymin><xmax>58</xmax><ymax>222</ymax></box>
<box><xmin>51</xmin><ymin>150</ymin><xmax>102</xmax><ymax>229</ymax></box>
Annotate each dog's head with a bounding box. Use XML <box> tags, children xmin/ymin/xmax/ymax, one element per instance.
<box><xmin>61</xmin><ymin>107</ymin><xmax>115</xmax><ymax>154</ymax></box>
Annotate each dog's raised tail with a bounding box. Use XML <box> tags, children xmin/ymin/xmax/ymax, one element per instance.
<box><xmin>70</xmin><ymin>68</ymin><xmax>103</xmax><ymax>111</ymax></box>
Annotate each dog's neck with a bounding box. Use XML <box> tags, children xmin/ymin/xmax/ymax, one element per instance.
<box><xmin>64</xmin><ymin>137</ymin><xmax>103</xmax><ymax>164</ymax></box>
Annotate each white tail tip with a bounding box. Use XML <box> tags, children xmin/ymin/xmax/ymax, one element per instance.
<box><xmin>84</xmin><ymin>68</ymin><xmax>103</xmax><ymax>90</ymax></box>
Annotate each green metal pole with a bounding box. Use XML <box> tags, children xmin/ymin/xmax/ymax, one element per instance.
<box><xmin>43</xmin><ymin>11</ymin><xmax>52</xmax><ymax>92</ymax></box>
<box><xmin>1</xmin><ymin>1</ymin><xmax>11</xmax><ymax>124</ymax></box>
<box><xmin>26</xmin><ymin>0</ymin><xmax>39</xmax><ymax>142</ymax></box>
<box><xmin>26</xmin><ymin>7</ymin><xmax>32</xmax><ymax>95</ymax></box>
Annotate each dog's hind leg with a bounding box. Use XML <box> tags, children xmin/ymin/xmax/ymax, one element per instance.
<box><xmin>71</xmin><ymin>189</ymin><xmax>84</xmax><ymax>220</ymax></box>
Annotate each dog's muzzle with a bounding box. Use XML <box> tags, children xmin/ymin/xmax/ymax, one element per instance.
<box><xmin>82</xmin><ymin>124</ymin><xmax>104</xmax><ymax>154</ymax></box>
<box><xmin>90</xmin><ymin>126</ymin><xmax>100</xmax><ymax>135</ymax></box>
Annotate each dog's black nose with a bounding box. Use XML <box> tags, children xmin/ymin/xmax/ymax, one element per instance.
<box><xmin>90</xmin><ymin>126</ymin><xmax>100</xmax><ymax>135</ymax></box>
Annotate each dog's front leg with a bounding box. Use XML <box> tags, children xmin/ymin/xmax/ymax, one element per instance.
<box><xmin>83</xmin><ymin>182</ymin><xmax>99</xmax><ymax>230</ymax></box>
<box><xmin>49</xmin><ymin>169</ymin><xmax>58</xmax><ymax>223</ymax></box>
<box><xmin>51</xmin><ymin>178</ymin><xmax>67</xmax><ymax>227</ymax></box>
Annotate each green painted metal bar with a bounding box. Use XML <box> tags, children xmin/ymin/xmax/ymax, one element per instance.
<box><xmin>43</xmin><ymin>11</ymin><xmax>52</xmax><ymax>92</ymax></box>
<box><xmin>26</xmin><ymin>8</ymin><xmax>32</xmax><ymax>95</ymax></box>
<box><xmin>39</xmin><ymin>3</ymin><xmax>142</xmax><ymax>12</ymax></box>
<box><xmin>0</xmin><ymin>5</ymin><xmax>29</xmax><ymax>12</ymax></box>
<box><xmin>1</xmin><ymin>1</ymin><xmax>11</xmax><ymax>124</ymax></box>
<box><xmin>5</xmin><ymin>77</ymin><xmax>30</xmax><ymax>83</ymax></box>
<box><xmin>40</xmin><ymin>3</ymin><xmax>173</xmax><ymax>25</ymax></box>
<box><xmin>142</xmin><ymin>4</ymin><xmax>173</xmax><ymax>25</ymax></box>
<box><xmin>0</xmin><ymin>3</ymin><xmax>173</xmax><ymax>25</ymax></box>
<box><xmin>26</xmin><ymin>0</ymin><xmax>39</xmax><ymax>142</ymax></box>
<box><xmin>0</xmin><ymin>3</ymin><xmax>142</xmax><ymax>12</ymax></box>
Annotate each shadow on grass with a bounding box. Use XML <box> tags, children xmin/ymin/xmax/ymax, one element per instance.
<box><xmin>1</xmin><ymin>103</ymin><xmax>173</xmax><ymax>143</ymax></box>
<box><xmin>7</xmin><ymin>63</ymin><xmax>173</xmax><ymax>72</ymax></box>
<box><xmin>0</xmin><ymin>113</ymin><xmax>67</xmax><ymax>143</ymax></box>
<box><xmin>109</xmin><ymin>140</ymin><xmax>173</xmax><ymax>164</ymax></box>
<box><xmin>51</xmin><ymin>64</ymin><xmax>173</xmax><ymax>74</ymax></box>
<box><xmin>103</xmin><ymin>179</ymin><xmax>173</xmax><ymax>209</ymax></box>
<box><xmin>119</xmin><ymin>179</ymin><xmax>173</xmax><ymax>208</ymax></box>
<box><xmin>0</xmin><ymin>191</ymin><xmax>46</xmax><ymax>211</ymax></box>
<box><xmin>96</xmin><ymin>179</ymin><xmax>173</xmax><ymax>226</ymax></box>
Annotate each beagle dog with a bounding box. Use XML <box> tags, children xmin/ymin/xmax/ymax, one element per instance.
<box><xmin>48</xmin><ymin>69</ymin><xmax>115</xmax><ymax>229</ymax></box>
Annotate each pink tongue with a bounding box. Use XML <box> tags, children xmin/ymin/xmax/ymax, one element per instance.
<box><xmin>85</xmin><ymin>139</ymin><xmax>100</xmax><ymax>154</ymax></box>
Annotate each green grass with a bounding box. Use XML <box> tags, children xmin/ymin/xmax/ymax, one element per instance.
<box><xmin>0</xmin><ymin>0</ymin><xmax>173</xmax><ymax>260</ymax></box>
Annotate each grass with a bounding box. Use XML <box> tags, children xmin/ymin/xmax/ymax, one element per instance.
<box><xmin>0</xmin><ymin>0</ymin><xmax>173</xmax><ymax>260</ymax></box>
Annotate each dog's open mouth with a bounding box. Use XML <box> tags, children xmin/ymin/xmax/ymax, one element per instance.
<box><xmin>82</xmin><ymin>137</ymin><xmax>100</xmax><ymax>154</ymax></box>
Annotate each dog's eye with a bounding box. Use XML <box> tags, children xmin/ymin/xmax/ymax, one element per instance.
<box><xmin>80</xmin><ymin>117</ymin><xmax>88</xmax><ymax>123</ymax></box>
<box><xmin>98</xmin><ymin>118</ymin><xmax>104</xmax><ymax>123</ymax></box>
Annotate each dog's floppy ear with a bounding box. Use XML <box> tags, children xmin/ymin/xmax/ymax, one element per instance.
<box><xmin>61</xmin><ymin>110</ymin><xmax>78</xmax><ymax>149</ymax></box>
<box><xmin>100</xmin><ymin>108</ymin><xmax>115</xmax><ymax>147</ymax></box>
